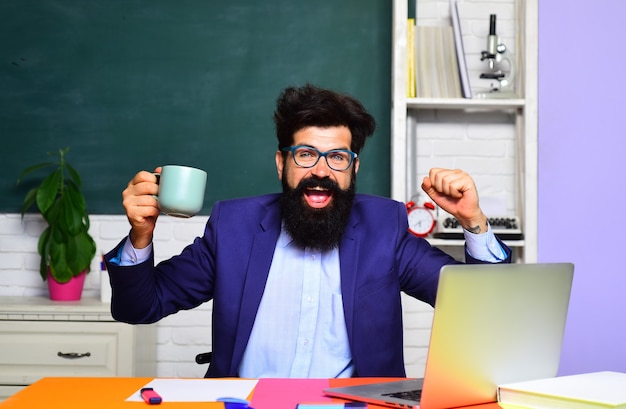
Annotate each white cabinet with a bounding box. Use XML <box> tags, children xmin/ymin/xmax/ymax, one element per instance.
<box><xmin>391</xmin><ymin>0</ymin><xmax>538</xmax><ymax>262</ymax></box>
<box><xmin>0</xmin><ymin>297</ymin><xmax>156</xmax><ymax>401</ymax></box>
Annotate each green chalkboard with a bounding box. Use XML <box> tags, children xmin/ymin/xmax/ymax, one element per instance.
<box><xmin>1</xmin><ymin>0</ymin><xmax>391</xmax><ymax>215</ymax></box>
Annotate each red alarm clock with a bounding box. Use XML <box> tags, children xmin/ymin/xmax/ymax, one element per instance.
<box><xmin>406</xmin><ymin>201</ymin><xmax>436</xmax><ymax>237</ymax></box>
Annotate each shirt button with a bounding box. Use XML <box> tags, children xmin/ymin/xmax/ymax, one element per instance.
<box><xmin>307</xmin><ymin>296</ymin><xmax>313</xmax><ymax>303</ymax></box>
<box><xmin>303</xmin><ymin>339</ymin><xmax>309</xmax><ymax>345</ymax></box>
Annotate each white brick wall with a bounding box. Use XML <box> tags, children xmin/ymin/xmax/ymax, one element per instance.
<box><xmin>412</xmin><ymin>110</ymin><xmax>517</xmax><ymax>214</ymax></box>
<box><xmin>0</xmin><ymin>0</ymin><xmax>516</xmax><ymax>379</ymax></box>
<box><xmin>402</xmin><ymin>295</ymin><xmax>434</xmax><ymax>377</ymax></box>
<box><xmin>0</xmin><ymin>212</ymin><xmax>433</xmax><ymax>378</ymax></box>
<box><xmin>0</xmin><ymin>213</ymin><xmax>213</xmax><ymax>378</ymax></box>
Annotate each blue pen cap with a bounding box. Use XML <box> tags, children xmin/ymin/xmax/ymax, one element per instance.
<box><xmin>218</xmin><ymin>397</ymin><xmax>253</xmax><ymax>409</ymax></box>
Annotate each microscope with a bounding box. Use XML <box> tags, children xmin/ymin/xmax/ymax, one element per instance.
<box><xmin>476</xmin><ymin>14</ymin><xmax>516</xmax><ymax>98</ymax></box>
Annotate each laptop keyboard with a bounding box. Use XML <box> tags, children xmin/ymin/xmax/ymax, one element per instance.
<box><xmin>382</xmin><ymin>389</ymin><xmax>423</xmax><ymax>402</ymax></box>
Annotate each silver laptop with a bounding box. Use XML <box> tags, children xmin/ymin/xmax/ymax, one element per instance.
<box><xmin>324</xmin><ymin>262</ymin><xmax>574</xmax><ymax>409</ymax></box>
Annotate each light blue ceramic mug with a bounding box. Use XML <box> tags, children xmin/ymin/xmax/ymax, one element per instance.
<box><xmin>156</xmin><ymin>165</ymin><xmax>207</xmax><ymax>218</ymax></box>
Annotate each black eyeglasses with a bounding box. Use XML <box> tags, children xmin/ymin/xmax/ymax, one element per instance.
<box><xmin>281</xmin><ymin>145</ymin><xmax>358</xmax><ymax>171</ymax></box>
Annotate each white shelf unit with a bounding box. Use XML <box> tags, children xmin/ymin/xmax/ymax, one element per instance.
<box><xmin>391</xmin><ymin>0</ymin><xmax>538</xmax><ymax>262</ymax></box>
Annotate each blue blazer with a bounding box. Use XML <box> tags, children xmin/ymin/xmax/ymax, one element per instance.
<box><xmin>106</xmin><ymin>193</ymin><xmax>511</xmax><ymax>377</ymax></box>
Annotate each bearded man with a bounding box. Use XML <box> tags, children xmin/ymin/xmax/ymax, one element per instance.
<box><xmin>106</xmin><ymin>84</ymin><xmax>511</xmax><ymax>378</ymax></box>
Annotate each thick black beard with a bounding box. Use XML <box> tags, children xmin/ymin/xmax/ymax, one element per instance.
<box><xmin>280</xmin><ymin>174</ymin><xmax>356</xmax><ymax>252</ymax></box>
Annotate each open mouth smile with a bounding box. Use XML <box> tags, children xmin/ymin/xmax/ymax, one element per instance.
<box><xmin>304</xmin><ymin>186</ymin><xmax>334</xmax><ymax>208</ymax></box>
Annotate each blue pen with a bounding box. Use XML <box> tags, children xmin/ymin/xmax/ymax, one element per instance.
<box><xmin>218</xmin><ymin>397</ymin><xmax>254</xmax><ymax>409</ymax></box>
<box><xmin>296</xmin><ymin>403</ymin><xmax>367</xmax><ymax>409</ymax></box>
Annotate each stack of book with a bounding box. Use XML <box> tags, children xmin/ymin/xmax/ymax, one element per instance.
<box><xmin>415</xmin><ymin>24</ymin><xmax>462</xmax><ymax>99</ymax></box>
<box><xmin>497</xmin><ymin>371</ymin><xmax>626</xmax><ymax>409</ymax></box>
<box><xmin>406</xmin><ymin>0</ymin><xmax>472</xmax><ymax>99</ymax></box>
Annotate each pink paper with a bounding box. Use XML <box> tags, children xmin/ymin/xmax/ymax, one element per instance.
<box><xmin>251</xmin><ymin>378</ymin><xmax>331</xmax><ymax>409</ymax></box>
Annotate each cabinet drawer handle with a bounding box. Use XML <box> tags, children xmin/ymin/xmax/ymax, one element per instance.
<box><xmin>57</xmin><ymin>352</ymin><xmax>91</xmax><ymax>359</ymax></box>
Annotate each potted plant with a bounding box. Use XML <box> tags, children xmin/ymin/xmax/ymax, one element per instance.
<box><xmin>17</xmin><ymin>147</ymin><xmax>97</xmax><ymax>300</ymax></box>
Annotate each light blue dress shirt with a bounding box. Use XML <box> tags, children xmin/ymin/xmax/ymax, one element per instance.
<box><xmin>238</xmin><ymin>230</ymin><xmax>353</xmax><ymax>378</ymax></box>
<box><xmin>117</xmin><ymin>224</ymin><xmax>505</xmax><ymax>378</ymax></box>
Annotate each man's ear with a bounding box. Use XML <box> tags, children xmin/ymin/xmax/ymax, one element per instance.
<box><xmin>354</xmin><ymin>157</ymin><xmax>360</xmax><ymax>174</ymax></box>
<box><xmin>275</xmin><ymin>150</ymin><xmax>284</xmax><ymax>180</ymax></box>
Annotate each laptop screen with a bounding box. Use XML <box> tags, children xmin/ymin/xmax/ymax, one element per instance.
<box><xmin>324</xmin><ymin>263</ymin><xmax>574</xmax><ymax>409</ymax></box>
<box><xmin>420</xmin><ymin>262</ymin><xmax>574</xmax><ymax>408</ymax></box>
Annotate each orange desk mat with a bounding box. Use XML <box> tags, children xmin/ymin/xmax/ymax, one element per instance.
<box><xmin>0</xmin><ymin>377</ymin><xmax>504</xmax><ymax>409</ymax></box>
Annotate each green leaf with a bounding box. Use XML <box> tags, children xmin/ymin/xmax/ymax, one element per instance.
<box><xmin>49</xmin><ymin>264</ymin><xmax>73</xmax><ymax>283</ymax></box>
<box><xmin>83</xmin><ymin>211</ymin><xmax>91</xmax><ymax>230</ymax></box>
<box><xmin>16</xmin><ymin>162</ymin><xmax>55</xmax><ymax>185</ymax></box>
<box><xmin>36</xmin><ymin>169</ymin><xmax>61</xmax><ymax>214</ymax></box>
<box><xmin>48</xmin><ymin>236</ymin><xmax>72</xmax><ymax>283</ymax></box>
<box><xmin>39</xmin><ymin>256</ymin><xmax>48</xmax><ymax>281</ymax></box>
<box><xmin>20</xmin><ymin>187</ymin><xmax>39</xmax><ymax>217</ymax></box>
<box><xmin>51</xmin><ymin>222</ymin><xmax>66</xmax><ymax>244</ymax></box>
<box><xmin>43</xmin><ymin>199</ymin><xmax>62</xmax><ymax>228</ymax></box>
<box><xmin>38</xmin><ymin>228</ymin><xmax>51</xmax><ymax>280</ymax></box>
<box><xmin>63</xmin><ymin>190</ymin><xmax>82</xmax><ymax>235</ymax></box>
<box><xmin>67</xmin><ymin>233</ymin><xmax>96</xmax><ymax>274</ymax></box>
<box><xmin>56</xmin><ymin>146</ymin><xmax>70</xmax><ymax>158</ymax></box>
<box><xmin>65</xmin><ymin>162</ymin><xmax>82</xmax><ymax>188</ymax></box>
<box><xmin>65</xmin><ymin>182</ymin><xmax>86</xmax><ymax>214</ymax></box>
<box><xmin>37</xmin><ymin>227</ymin><xmax>51</xmax><ymax>257</ymax></box>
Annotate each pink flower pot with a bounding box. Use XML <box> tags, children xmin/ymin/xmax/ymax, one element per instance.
<box><xmin>47</xmin><ymin>270</ymin><xmax>87</xmax><ymax>301</ymax></box>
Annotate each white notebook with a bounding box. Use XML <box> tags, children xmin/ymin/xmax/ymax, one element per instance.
<box><xmin>498</xmin><ymin>371</ymin><xmax>626</xmax><ymax>409</ymax></box>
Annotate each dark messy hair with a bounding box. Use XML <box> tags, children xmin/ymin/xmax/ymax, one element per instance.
<box><xmin>273</xmin><ymin>84</ymin><xmax>376</xmax><ymax>155</ymax></box>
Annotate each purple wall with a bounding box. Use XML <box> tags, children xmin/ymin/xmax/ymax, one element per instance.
<box><xmin>539</xmin><ymin>1</ymin><xmax>626</xmax><ymax>374</ymax></box>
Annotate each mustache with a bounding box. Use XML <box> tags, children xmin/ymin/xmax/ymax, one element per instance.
<box><xmin>296</xmin><ymin>177</ymin><xmax>340</xmax><ymax>192</ymax></box>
